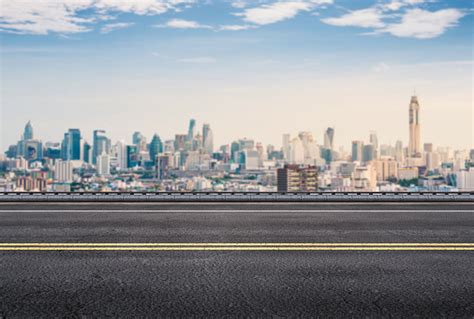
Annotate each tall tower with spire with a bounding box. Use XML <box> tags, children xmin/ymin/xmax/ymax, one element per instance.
<box><xmin>23</xmin><ymin>121</ymin><xmax>33</xmax><ymax>140</ymax></box>
<box><xmin>408</xmin><ymin>95</ymin><xmax>421</xmax><ymax>158</ymax></box>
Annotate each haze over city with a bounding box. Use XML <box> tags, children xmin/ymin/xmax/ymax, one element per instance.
<box><xmin>1</xmin><ymin>0</ymin><xmax>473</xmax><ymax>150</ymax></box>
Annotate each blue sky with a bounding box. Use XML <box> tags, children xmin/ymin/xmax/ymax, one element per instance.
<box><xmin>1</xmin><ymin>0</ymin><xmax>473</xmax><ymax>150</ymax></box>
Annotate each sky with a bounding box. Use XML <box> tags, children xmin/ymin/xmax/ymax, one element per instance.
<box><xmin>1</xmin><ymin>0</ymin><xmax>473</xmax><ymax>151</ymax></box>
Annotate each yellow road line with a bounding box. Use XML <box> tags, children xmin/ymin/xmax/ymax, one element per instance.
<box><xmin>0</xmin><ymin>243</ymin><xmax>473</xmax><ymax>246</ymax></box>
<box><xmin>0</xmin><ymin>247</ymin><xmax>473</xmax><ymax>251</ymax></box>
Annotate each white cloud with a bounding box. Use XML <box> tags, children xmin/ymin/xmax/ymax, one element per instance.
<box><xmin>219</xmin><ymin>24</ymin><xmax>254</xmax><ymax>31</ymax></box>
<box><xmin>155</xmin><ymin>18</ymin><xmax>212</xmax><ymax>29</ymax></box>
<box><xmin>378</xmin><ymin>8</ymin><xmax>465</xmax><ymax>39</ymax></box>
<box><xmin>93</xmin><ymin>0</ymin><xmax>193</xmax><ymax>15</ymax></box>
<box><xmin>0</xmin><ymin>0</ymin><xmax>195</xmax><ymax>35</ymax></box>
<box><xmin>100</xmin><ymin>22</ymin><xmax>134</xmax><ymax>33</ymax></box>
<box><xmin>383</xmin><ymin>0</ymin><xmax>425</xmax><ymax>11</ymax></box>
<box><xmin>321</xmin><ymin>2</ymin><xmax>466</xmax><ymax>40</ymax></box>
<box><xmin>231</xmin><ymin>1</ymin><xmax>247</xmax><ymax>9</ymax></box>
<box><xmin>237</xmin><ymin>0</ymin><xmax>332</xmax><ymax>25</ymax></box>
<box><xmin>177</xmin><ymin>56</ymin><xmax>216</xmax><ymax>63</ymax></box>
<box><xmin>321</xmin><ymin>8</ymin><xmax>385</xmax><ymax>28</ymax></box>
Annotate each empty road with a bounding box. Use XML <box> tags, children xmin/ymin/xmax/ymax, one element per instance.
<box><xmin>0</xmin><ymin>201</ymin><xmax>473</xmax><ymax>317</ymax></box>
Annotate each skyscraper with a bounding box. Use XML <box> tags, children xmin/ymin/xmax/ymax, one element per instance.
<box><xmin>202</xmin><ymin>124</ymin><xmax>214</xmax><ymax>154</ymax></box>
<box><xmin>282</xmin><ymin>134</ymin><xmax>291</xmax><ymax>161</ymax></box>
<box><xmin>149</xmin><ymin>134</ymin><xmax>163</xmax><ymax>164</ymax></box>
<box><xmin>187</xmin><ymin>119</ymin><xmax>196</xmax><ymax>142</ymax></box>
<box><xmin>132</xmin><ymin>132</ymin><xmax>143</xmax><ymax>145</ymax></box>
<box><xmin>324</xmin><ymin>127</ymin><xmax>335</xmax><ymax>150</ymax></box>
<box><xmin>408</xmin><ymin>95</ymin><xmax>421</xmax><ymax>158</ymax></box>
<box><xmin>115</xmin><ymin>140</ymin><xmax>127</xmax><ymax>171</ymax></box>
<box><xmin>82</xmin><ymin>140</ymin><xmax>91</xmax><ymax>163</ymax></box>
<box><xmin>352</xmin><ymin>141</ymin><xmax>364</xmax><ymax>162</ymax></box>
<box><xmin>23</xmin><ymin>121</ymin><xmax>33</xmax><ymax>140</ymax></box>
<box><xmin>93</xmin><ymin>130</ymin><xmax>110</xmax><ymax>164</ymax></box>
<box><xmin>96</xmin><ymin>152</ymin><xmax>110</xmax><ymax>176</ymax></box>
<box><xmin>61</xmin><ymin>132</ymin><xmax>69</xmax><ymax>160</ymax></box>
<box><xmin>369</xmin><ymin>131</ymin><xmax>378</xmax><ymax>159</ymax></box>
<box><xmin>67</xmin><ymin>129</ymin><xmax>81</xmax><ymax>160</ymax></box>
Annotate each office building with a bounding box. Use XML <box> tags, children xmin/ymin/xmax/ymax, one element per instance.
<box><xmin>374</xmin><ymin>158</ymin><xmax>399</xmax><ymax>181</ymax></box>
<box><xmin>456</xmin><ymin>168</ymin><xmax>474</xmax><ymax>190</ymax></box>
<box><xmin>202</xmin><ymin>124</ymin><xmax>214</xmax><ymax>154</ymax></box>
<box><xmin>54</xmin><ymin>160</ymin><xmax>73</xmax><ymax>183</ymax></box>
<box><xmin>187</xmin><ymin>119</ymin><xmax>196</xmax><ymax>142</ymax></box>
<box><xmin>92</xmin><ymin>130</ymin><xmax>110</xmax><ymax>164</ymax></box>
<box><xmin>96</xmin><ymin>152</ymin><xmax>110</xmax><ymax>176</ymax></box>
<box><xmin>324</xmin><ymin>127</ymin><xmax>335</xmax><ymax>150</ymax></box>
<box><xmin>352</xmin><ymin>141</ymin><xmax>363</xmax><ymax>162</ymax></box>
<box><xmin>67</xmin><ymin>129</ymin><xmax>81</xmax><ymax>160</ymax></box>
<box><xmin>149</xmin><ymin>134</ymin><xmax>163</xmax><ymax>164</ymax></box>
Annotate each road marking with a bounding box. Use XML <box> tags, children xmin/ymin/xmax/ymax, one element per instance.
<box><xmin>1</xmin><ymin>202</ymin><xmax>472</xmax><ymax>206</ymax></box>
<box><xmin>0</xmin><ymin>247</ymin><xmax>472</xmax><ymax>251</ymax></box>
<box><xmin>0</xmin><ymin>243</ymin><xmax>472</xmax><ymax>251</ymax></box>
<box><xmin>1</xmin><ymin>210</ymin><xmax>472</xmax><ymax>213</ymax></box>
<box><xmin>0</xmin><ymin>243</ymin><xmax>473</xmax><ymax>246</ymax></box>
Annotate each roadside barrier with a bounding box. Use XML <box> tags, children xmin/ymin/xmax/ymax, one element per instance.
<box><xmin>0</xmin><ymin>192</ymin><xmax>473</xmax><ymax>202</ymax></box>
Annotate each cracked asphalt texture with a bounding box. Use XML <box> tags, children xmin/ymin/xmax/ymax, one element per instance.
<box><xmin>0</xmin><ymin>202</ymin><xmax>473</xmax><ymax>317</ymax></box>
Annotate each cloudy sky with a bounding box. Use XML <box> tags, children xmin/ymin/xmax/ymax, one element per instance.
<box><xmin>1</xmin><ymin>0</ymin><xmax>472</xmax><ymax>150</ymax></box>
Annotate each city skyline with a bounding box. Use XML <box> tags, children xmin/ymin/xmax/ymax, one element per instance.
<box><xmin>1</xmin><ymin>0</ymin><xmax>472</xmax><ymax>150</ymax></box>
<box><xmin>3</xmin><ymin>93</ymin><xmax>473</xmax><ymax>193</ymax></box>
<box><xmin>2</xmin><ymin>94</ymin><xmax>471</xmax><ymax>152</ymax></box>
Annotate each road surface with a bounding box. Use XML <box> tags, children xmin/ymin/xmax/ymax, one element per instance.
<box><xmin>0</xmin><ymin>202</ymin><xmax>473</xmax><ymax>317</ymax></box>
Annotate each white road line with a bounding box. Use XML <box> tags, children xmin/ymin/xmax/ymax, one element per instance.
<box><xmin>0</xmin><ymin>210</ymin><xmax>472</xmax><ymax>213</ymax></box>
<box><xmin>1</xmin><ymin>202</ymin><xmax>472</xmax><ymax>206</ymax></box>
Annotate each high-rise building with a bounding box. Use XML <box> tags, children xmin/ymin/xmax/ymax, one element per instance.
<box><xmin>23</xmin><ymin>121</ymin><xmax>34</xmax><ymax>140</ymax></box>
<box><xmin>126</xmin><ymin>145</ymin><xmax>138</xmax><ymax>168</ymax></box>
<box><xmin>363</xmin><ymin>144</ymin><xmax>375</xmax><ymax>162</ymax></box>
<box><xmin>374</xmin><ymin>157</ymin><xmax>399</xmax><ymax>181</ymax></box>
<box><xmin>282</xmin><ymin>134</ymin><xmax>291</xmax><ymax>161</ymax></box>
<box><xmin>369</xmin><ymin>131</ymin><xmax>378</xmax><ymax>159</ymax></box>
<box><xmin>54</xmin><ymin>159</ymin><xmax>73</xmax><ymax>183</ymax></box>
<box><xmin>187</xmin><ymin>119</ymin><xmax>196</xmax><ymax>142</ymax></box>
<box><xmin>156</xmin><ymin>154</ymin><xmax>172</xmax><ymax>180</ymax></box>
<box><xmin>149</xmin><ymin>134</ymin><xmax>163</xmax><ymax>164</ymax></box>
<box><xmin>115</xmin><ymin>140</ymin><xmax>127</xmax><ymax>170</ymax></box>
<box><xmin>395</xmin><ymin>140</ymin><xmax>404</xmax><ymax>162</ymax></box>
<box><xmin>61</xmin><ymin>132</ymin><xmax>69</xmax><ymax>160</ymax></box>
<box><xmin>96</xmin><ymin>152</ymin><xmax>110</xmax><ymax>176</ymax></box>
<box><xmin>67</xmin><ymin>129</ymin><xmax>81</xmax><ymax>160</ymax></box>
<box><xmin>424</xmin><ymin>143</ymin><xmax>433</xmax><ymax>153</ymax></box>
<box><xmin>174</xmin><ymin>134</ymin><xmax>187</xmax><ymax>151</ymax></box>
<box><xmin>456</xmin><ymin>168</ymin><xmax>474</xmax><ymax>191</ymax></box>
<box><xmin>324</xmin><ymin>127</ymin><xmax>335</xmax><ymax>150</ymax></box>
<box><xmin>202</xmin><ymin>124</ymin><xmax>214</xmax><ymax>154</ymax></box>
<box><xmin>93</xmin><ymin>130</ymin><xmax>110</xmax><ymax>164</ymax></box>
<box><xmin>81</xmin><ymin>140</ymin><xmax>91</xmax><ymax>163</ymax></box>
<box><xmin>277</xmin><ymin>164</ymin><xmax>318</xmax><ymax>192</ymax></box>
<box><xmin>132</xmin><ymin>132</ymin><xmax>144</xmax><ymax>145</ymax></box>
<box><xmin>352</xmin><ymin>141</ymin><xmax>364</xmax><ymax>162</ymax></box>
<box><xmin>290</xmin><ymin>137</ymin><xmax>305</xmax><ymax>164</ymax></box>
<box><xmin>408</xmin><ymin>95</ymin><xmax>421</xmax><ymax>158</ymax></box>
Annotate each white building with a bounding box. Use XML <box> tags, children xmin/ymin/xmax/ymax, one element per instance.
<box><xmin>54</xmin><ymin>160</ymin><xmax>73</xmax><ymax>183</ymax></box>
<box><xmin>97</xmin><ymin>152</ymin><xmax>110</xmax><ymax>176</ymax></box>
<box><xmin>456</xmin><ymin>168</ymin><xmax>474</xmax><ymax>191</ymax></box>
<box><xmin>115</xmin><ymin>140</ymin><xmax>127</xmax><ymax>171</ymax></box>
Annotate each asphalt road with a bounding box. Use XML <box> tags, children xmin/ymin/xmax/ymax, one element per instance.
<box><xmin>0</xmin><ymin>202</ymin><xmax>473</xmax><ymax>317</ymax></box>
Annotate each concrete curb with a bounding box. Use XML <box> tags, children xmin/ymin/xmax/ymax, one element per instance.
<box><xmin>0</xmin><ymin>192</ymin><xmax>473</xmax><ymax>202</ymax></box>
